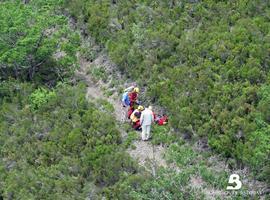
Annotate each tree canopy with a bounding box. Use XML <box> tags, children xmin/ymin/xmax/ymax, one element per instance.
<box><xmin>66</xmin><ymin>0</ymin><xmax>270</xmax><ymax>182</ymax></box>
<box><xmin>0</xmin><ymin>0</ymin><xmax>269</xmax><ymax>199</ymax></box>
<box><xmin>0</xmin><ymin>0</ymin><xmax>80</xmax><ymax>84</ymax></box>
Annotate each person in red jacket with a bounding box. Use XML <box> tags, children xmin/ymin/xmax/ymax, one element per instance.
<box><xmin>127</xmin><ymin>105</ymin><xmax>135</xmax><ymax>119</ymax></box>
<box><xmin>128</xmin><ymin>87</ymin><xmax>139</xmax><ymax>107</ymax></box>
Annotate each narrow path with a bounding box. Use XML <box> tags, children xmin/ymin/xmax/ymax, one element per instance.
<box><xmin>71</xmin><ymin>19</ymin><xmax>269</xmax><ymax>199</ymax></box>
<box><xmin>76</xmin><ymin>53</ymin><xmax>269</xmax><ymax>199</ymax></box>
<box><xmin>76</xmin><ymin>56</ymin><xmax>169</xmax><ymax>172</ymax></box>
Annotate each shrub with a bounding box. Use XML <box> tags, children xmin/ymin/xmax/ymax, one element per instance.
<box><xmin>0</xmin><ymin>1</ymin><xmax>80</xmax><ymax>84</ymax></box>
<box><xmin>0</xmin><ymin>83</ymin><xmax>136</xmax><ymax>199</ymax></box>
<box><xmin>29</xmin><ymin>88</ymin><xmax>56</xmax><ymax>110</ymax></box>
<box><xmin>65</xmin><ymin>0</ymin><xmax>270</xmax><ymax>179</ymax></box>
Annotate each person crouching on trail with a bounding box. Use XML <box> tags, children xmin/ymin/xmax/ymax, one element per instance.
<box><xmin>121</xmin><ymin>86</ymin><xmax>139</xmax><ymax>107</ymax></box>
<box><xmin>140</xmin><ymin>106</ymin><xmax>154</xmax><ymax>141</ymax></box>
<box><xmin>130</xmin><ymin>105</ymin><xmax>144</xmax><ymax>130</ymax></box>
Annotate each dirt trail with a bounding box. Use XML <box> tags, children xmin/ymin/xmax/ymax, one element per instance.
<box><xmin>71</xmin><ymin>19</ymin><xmax>269</xmax><ymax>199</ymax></box>
<box><xmin>77</xmin><ymin>57</ymin><xmax>124</xmax><ymax>122</ymax></box>
<box><xmin>69</xmin><ymin>18</ymin><xmax>170</xmax><ymax>171</ymax></box>
<box><xmin>76</xmin><ymin>56</ymin><xmax>169</xmax><ymax>172</ymax></box>
<box><xmin>76</xmin><ymin>50</ymin><xmax>269</xmax><ymax>200</ymax></box>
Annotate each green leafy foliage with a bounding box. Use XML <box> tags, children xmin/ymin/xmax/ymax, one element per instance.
<box><xmin>198</xmin><ymin>165</ymin><xmax>228</xmax><ymax>190</ymax></box>
<box><xmin>66</xmin><ymin>0</ymin><xmax>270</xmax><ymax>178</ymax></box>
<box><xmin>0</xmin><ymin>83</ymin><xmax>137</xmax><ymax>199</ymax></box>
<box><xmin>123</xmin><ymin>131</ymin><xmax>139</xmax><ymax>149</ymax></box>
<box><xmin>151</xmin><ymin>126</ymin><xmax>177</xmax><ymax>146</ymax></box>
<box><xmin>103</xmin><ymin>168</ymin><xmax>206</xmax><ymax>200</ymax></box>
<box><xmin>0</xmin><ymin>0</ymin><xmax>269</xmax><ymax>198</ymax></box>
<box><xmin>87</xmin><ymin>66</ymin><xmax>108</xmax><ymax>83</ymax></box>
<box><xmin>166</xmin><ymin>143</ymin><xmax>199</xmax><ymax>167</ymax></box>
<box><xmin>0</xmin><ymin>0</ymin><xmax>80</xmax><ymax>84</ymax></box>
<box><xmin>29</xmin><ymin>88</ymin><xmax>56</xmax><ymax>110</ymax></box>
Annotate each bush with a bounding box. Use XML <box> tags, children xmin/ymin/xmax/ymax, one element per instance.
<box><xmin>66</xmin><ymin>0</ymin><xmax>270</xmax><ymax>179</ymax></box>
<box><xmin>29</xmin><ymin>88</ymin><xmax>56</xmax><ymax>110</ymax></box>
<box><xmin>0</xmin><ymin>1</ymin><xmax>80</xmax><ymax>84</ymax></box>
<box><xmin>0</xmin><ymin>82</ymin><xmax>136</xmax><ymax>199</ymax></box>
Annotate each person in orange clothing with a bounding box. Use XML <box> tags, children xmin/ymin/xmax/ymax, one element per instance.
<box><xmin>130</xmin><ymin>105</ymin><xmax>144</xmax><ymax>130</ymax></box>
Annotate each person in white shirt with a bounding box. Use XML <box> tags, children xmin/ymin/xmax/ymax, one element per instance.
<box><xmin>140</xmin><ymin>106</ymin><xmax>154</xmax><ymax>141</ymax></box>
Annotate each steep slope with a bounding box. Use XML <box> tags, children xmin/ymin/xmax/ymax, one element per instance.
<box><xmin>76</xmin><ymin>48</ymin><xmax>169</xmax><ymax>171</ymax></box>
<box><xmin>66</xmin><ymin>0</ymin><xmax>270</xmax><ymax>184</ymax></box>
<box><xmin>72</xmin><ymin>17</ymin><xmax>269</xmax><ymax>199</ymax></box>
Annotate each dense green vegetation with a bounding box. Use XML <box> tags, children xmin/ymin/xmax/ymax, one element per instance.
<box><xmin>0</xmin><ymin>81</ymin><xmax>139</xmax><ymax>199</ymax></box>
<box><xmin>0</xmin><ymin>0</ymin><xmax>269</xmax><ymax>199</ymax></box>
<box><xmin>0</xmin><ymin>0</ymin><xmax>79</xmax><ymax>84</ymax></box>
<box><xmin>66</xmin><ymin>0</ymin><xmax>270</xmax><ymax>182</ymax></box>
<box><xmin>0</xmin><ymin>1</ymin><xmax>137</xmax><ymax>198</ymax></box>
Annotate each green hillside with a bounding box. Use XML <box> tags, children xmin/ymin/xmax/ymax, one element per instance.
<box><xmin>66</xmin><ymin>0</ymin><xmax>270</xmax><ymax>182</ymax></box>
<box><xmin>0</xmin><ymin>0</ymin><xmax>269</xmax><ymax>199</ymax></box>
<box><xmin>0</xmin><ymin>1</ymin><xmax>135</xmax><ymax>198</ymax></box>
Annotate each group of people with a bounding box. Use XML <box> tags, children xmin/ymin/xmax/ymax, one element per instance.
<box><xmin>121</xmin><ymin>85</ymin><xmax>168</xmax><ymax>141</ymax></box>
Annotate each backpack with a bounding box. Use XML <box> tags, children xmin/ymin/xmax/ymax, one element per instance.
<box><xmin>122</xmin><ymin>92</ymin><xmax>130</xmax><ymax>106</ymax></box>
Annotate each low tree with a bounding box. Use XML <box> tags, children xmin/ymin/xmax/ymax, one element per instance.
<box><xmin>0</xmin><ymin>1</ymin><xmax>80</xmax><ymax>84</ymax></box>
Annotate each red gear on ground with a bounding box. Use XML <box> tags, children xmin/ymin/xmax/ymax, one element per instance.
<box><xmin>132</xmin><ymin>120</ymin><xmax>141</xmax><ymax>130</ymax></box>
<box><xmin>157</xmin><ymin>115</ymin><xmax>168</xmax><ymax>125</ymax></box>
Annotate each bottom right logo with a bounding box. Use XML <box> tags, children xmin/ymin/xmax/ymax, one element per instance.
<box><xmin>226</xmin><ymin>174</ymin><xmax>242</xmax><ymax>190</ymax></box>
